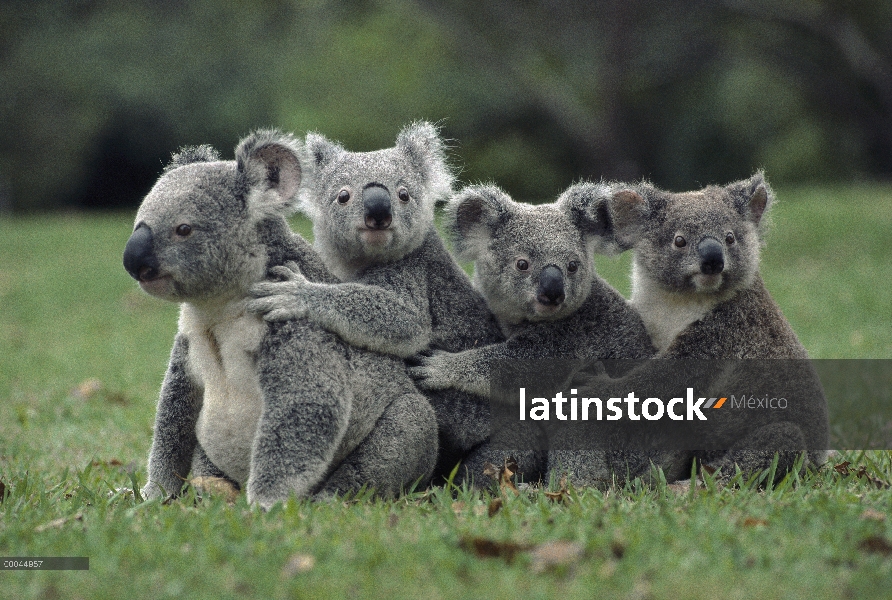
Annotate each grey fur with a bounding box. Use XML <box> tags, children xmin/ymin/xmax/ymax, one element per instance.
<box><xmin>575</xmin><ymin>173</ymin><xmax>829</xmax><ymax>482</ymax></box>
<box><xmin>409</xmin><ymin>183</ymin><xmax>656</xmax><ymax>486</ymax></box>
<box><xmin>247</xmin><ymin>122</ymin><xmax>506</xmax><ymax>483</ymax></box>
<box><xmin>124</xmin><ymin>130</ymin><xmax>437</xmax><ymax>508</ymax></box>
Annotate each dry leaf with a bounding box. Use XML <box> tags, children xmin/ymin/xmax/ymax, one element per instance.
<box><xmin>72</xmin><ymin>378</ymin><xmax>103</xmax><ymax>400</ymax></box>
<box><xmin>281</xmin><ymin>553</ymin><xmax>315</xmax><ymax>577</ymax></box>
<box><xmin>189</xmin><ymin>476</ymin><xmax>240</xmax><ymax>504</ymax></box>
<box><xmin>459</xmin><ymin>536</ymin><xmax>530</xmax><ymax>563</ymax></box>
<box><xmin>451</xmin><ymin>501</ymin><xmax>467</xmax><ymax>515</ymax></box>
<box><xmin>488</xmin><ymin>497</ymin><xmax>503</xmax><ymax>517</ymax></box>
<box><xmin>544</xmin><ymin>473</ymin><xmax>569</xmax><ymax>503</ymax></box>
<box><xmin>741</xmin><ymin>517</ymin><xmax>768</xmax><ymax>528</ymax></box>
<box><xmin>482</xmin><ymin>456</ymin><xmax>520</xmax><ymax>496</ymax></box>
<box><xmin>834</xmin><ymin>461</ymin><xmax>851</xmax><ymax>476</ymax></box>
<box><xmin>35</xmin><ymin>513</ymin><xmax>83</xmax><ymax>533</ymax></box>
<box><xmin>529</xmin><ymin>541</ymin><xmax>584</xmax><ymax>574</ymax></box>
<box><xmin>860</xmin><ymin>509</ymin><xmax>886</xmax><ymax>522</ymax></box>
<box><xmin>859</xmin><ymin>535</ymin><xmax>892</xmax><ymax>555</ymax></box>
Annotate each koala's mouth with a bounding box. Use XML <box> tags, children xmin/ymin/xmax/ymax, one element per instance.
<box><xmin>692</xmin><ymin>273</ymin><xmax>723</xmax><ymax>292</ymax></box>
<box><xmin>358</xmin><ymin>228</ymin><xmax>393</xmax><ymax>246</ymax></box>
<box><xmin>137</xmin><ymin>270</ymin><xmax>174</xmax><ymax>296</ymax></box>
<box><xmin>531</xmin><ymin>300</ymin><xmax>565</xmax><ymax>318</ymax></box>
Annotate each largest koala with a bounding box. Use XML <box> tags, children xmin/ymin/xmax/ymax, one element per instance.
<box><xmin>122</xmin><ymin>131</ymin><xmax>437</xmax><ymax>508</ymax></box>
<box><xmin>247</xmin><ymin>122</ymin><xmax>506</xmax><ymax>481</ymax></box>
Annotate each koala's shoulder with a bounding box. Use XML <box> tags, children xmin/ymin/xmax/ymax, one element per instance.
<box><xmin>668</xmin><ymin>275</ymin><xmax>807</xmax><ymax>358</ymax></box>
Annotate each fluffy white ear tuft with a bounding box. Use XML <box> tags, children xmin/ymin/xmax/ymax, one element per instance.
<box><xmin>235</xmin><ymin>129</ymin><xmax>308</xmax><ymax>219</ymax></box>
<box><xmin>396</xmin><ymin>121</ymin><xmax>455</xmax><ymax>202</ymax></box>
<box><xmin>445</xmin><ymin>184</ymin><xmax>512</xmax><ymax>262</ymax></box>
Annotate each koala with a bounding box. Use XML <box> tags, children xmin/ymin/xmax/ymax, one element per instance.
<box><xmin>122</xmin><ymin>130</ymin><xmax>437</xmax><ymax>509</ymax></box>
<box><xmin>408</xmin><ymin>183</ymin><xmax>658</xmax><ymax>486</ymax></box>
<box><xmin>575</xmin><ymin>173</ymin><xmax>829</xmax><ymax>481</ymax></box>
<box><xmin>246</xmin><ymin>122</ymin><xmax>507</xmax><ymax>483</ymax></box>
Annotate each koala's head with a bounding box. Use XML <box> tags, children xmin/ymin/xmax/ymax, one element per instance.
<box><xmin>123</xmin><ymin>130</ymin><xmax>307</xmax><ymax>304</ymax></box>
<box><xmin>447</xmin><ymin>182</ymin><xmax>616</xmax><ymax>326</ymax></box>
<box><xmin>301</xmin><ymin>121</ymin><xmax>453</xmax><ymax>276</ymax></box>
<box><xmin>609</xmin><ymin>172</ymin><xmax>773</xmax><ymax>297</ymax></box>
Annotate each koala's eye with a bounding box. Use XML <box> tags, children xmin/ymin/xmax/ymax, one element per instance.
<box><xmin>725</xmin><ymin>232</ymin><xmax>736</xmax><ymax>245</ymax></box>
<box><xmin>674</xmin><ymin>235</ymin><xmax>687</xmax><ymax>248</ymax></box>
<box><xmin>337</xmin><ymin>189</ymin><xmax>351</xmax><ymax>204</ymax></box>
<box><xmin>397</xmin><ymin>187</ymin><xmax>410</xmax><ymax>203</ymax></box>
<box><xmin>567</xmin><ymin>261</ymin><xmax>579</xmax><ymax>274</ymax></box>
<box><xmin>516</xmin><ymin>259</ymin><xmax>530</xmax><ymax>271</ymax></box>
<box><xmin>175</xmin><ymin>224</ymin><xmax>192</xmax><ymax>237</ymax></box>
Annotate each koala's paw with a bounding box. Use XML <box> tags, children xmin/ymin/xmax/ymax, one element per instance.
<box><xmin>247</xmin><ymin>262</ymin><xmax>312</xmax><ymax>322</ymax></box>
<box><xmin>407</xmin><ymin>350</ymin><xmax>457</xmax><ymax>391</ymax></box>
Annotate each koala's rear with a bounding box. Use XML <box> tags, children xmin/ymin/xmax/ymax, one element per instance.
<box><xmin>123</xmin><ymin>131</ymin><xmax>437</xmax><ymax>508</ymax></box>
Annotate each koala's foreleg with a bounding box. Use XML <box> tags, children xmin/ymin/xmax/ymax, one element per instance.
<box><xmin>143</xmin><ymin>335</ymin><xmax>203</xmax><ymax>500</ymax></box>
<box><xmin>249</xmin><ymin>263</ymin><xmax>431</xmax><ymax>358</ymax></box>
<box><xmin>316</xmin><ymin>392</ymin><xmax>438</xmax><ymax>499</ymax></box>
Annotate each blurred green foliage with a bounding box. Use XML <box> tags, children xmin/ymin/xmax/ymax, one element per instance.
<box><xmin>1</xmin><ymin>0</ymin><xmax>891</xmax><ymax>211</ymax></box>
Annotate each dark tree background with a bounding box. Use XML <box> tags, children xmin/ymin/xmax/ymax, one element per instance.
<box><xmin>1</xmin><ymin>0</ymin><xmax>890</xmax><ymax>211</ymax></box>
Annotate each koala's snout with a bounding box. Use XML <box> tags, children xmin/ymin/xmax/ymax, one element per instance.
<box><xmin>123</xmin><ymin>223</ymin><xmax>161</xmax><ymax>281</ymax></box>
<box><xmin>363</xmin><ymin>184</ymin><xmax>392</xmax><ymax>230</ymax></box>
<box><xmin>697</xmin><ymin>237</ymin><xmax>725</xmax><ymax>275</ymax></box>
<box><xmin>536</xmin><ymin>265</ymin><xmax>566</xmax><ymax>306</ymax></box>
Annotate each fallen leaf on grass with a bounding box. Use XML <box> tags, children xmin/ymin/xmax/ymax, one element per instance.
<box><xmin>859</xmin><ymin>535</ymin><xmax>892</xmax><ymax>556</ymax></box>
<box><xmin>741</xmin><ymin>517</ymin><xmax>769</xmax><ymax>528</ymax></box>
<box><xmin>487</xmin><ymin>497</ymin><xmax>503</xmax><ymax>517</ymax></box>
<box><xmin>281</xmin><ymin>553</ymin><xmax>315</xmax><ymax>577</ymax></box>
<box><xmin>35</xmin><ymin>513</ymin><xmax>83</xmax><ymax>533</ymax></box>
<box><xmin>861</xmin><ymin>509</ymin><xmax>886</xmax><ymax>522</ymax></box>
<box><xmin>529</xmin><ymin>541</ymin><xmax>584</xmax><ymax>574</ymax></box>
<box><xmin>189</xmin><ymin>476</ymin><xmax>240</xmax><ymax>504</ymax></box>
<box><xmin>833</xmin><ymin>461</ymin><xmax>889</xmax><ymax>488</ymax></box>
<box><xmin>544</xmin><ymin>473</ymin><xmax>570</xmax><ymax>503</ymax></box>
<box><xmin>459</xmin><ymin>536</ymin><xmax>530</xmax><ymax>563</ymax></box>
<box><xmin>72</xmin><ymin>378</ymin><xmax>103</xmax><ymax>400</ymax></box>
<box><xmin>482</xmin><ymin>456</ymin><xmax>520</xmax><ymax>495</ymax></box>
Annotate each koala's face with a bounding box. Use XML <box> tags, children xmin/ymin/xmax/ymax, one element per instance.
<box><xmin>303</xmin><ymin>122</ymin><xmax>453</xmax><ymax>275</ymax></box>
<box><xmin>123</xmin><ymin>132</ymin><xmax>306</xmax><ymax>303</ymax></box>
<box><xmin>448</xmin><ymin>183</ymin><xmax>614</xmax><ymax>326</ymax></box>
<box><xmin>125</xmin><ymin>162</ymin><xmax>264</xmax><ymax>302</ymax></box>
<box><xmin>478</xmin><ymin>205</ymin><xmax>594</xmax><ymax>324</ymax></box>
<box><xmin>616</xmin><ymin>175</ymin><xmax>770</xmax><ymax>296</ymax></box>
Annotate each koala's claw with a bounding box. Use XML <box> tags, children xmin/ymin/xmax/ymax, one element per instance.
<box><xmin>407</xmin><ymin>351</ymin><xmax>453</xmax><ymax>391</ymax></box>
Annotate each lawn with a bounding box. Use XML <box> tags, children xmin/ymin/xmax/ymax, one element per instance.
<box><xmin>0</xmin><ymin>184</ymin><xmax>890</xmax><ymax>599</ymax></box>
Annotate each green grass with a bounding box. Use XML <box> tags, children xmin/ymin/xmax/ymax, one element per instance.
<box><xmin>0</xmin><ymin>184</ymin><xmax>890</xmax><ymax>599</ymax></box>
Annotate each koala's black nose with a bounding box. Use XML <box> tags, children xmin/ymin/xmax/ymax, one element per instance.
<box><xmin>123</xmin><ymin>223</ymin><xmax>160</xmax><ymax>281</ymax></box>
<box><xmin>697</xmin><ymin>237</ymin><xmax>725</xmax><ymax>275</ymax></box>
<box><xmin>363</xmin><ymin>184</ymin><xmax>392</xmax><ymax>230</ymax></box>
<box><xmin>537</xmin><ymin>265</ymin><xmax>565</xmax><ymax>306</ymax></box>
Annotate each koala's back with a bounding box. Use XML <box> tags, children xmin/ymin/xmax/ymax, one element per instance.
<box><xmin>664</xmin><ymin>275</ymin><xmax>808</xmax><ymax>359</ymax></box>
<box><xmin>409</xmin><ymin>230</ymin><xmax>505</xmax><ymax>351</ymax></box>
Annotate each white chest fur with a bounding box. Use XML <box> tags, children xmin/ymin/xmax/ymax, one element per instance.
<box><xmin>179</xmin><ymin>301</ymin><xmax>266</xmax><ymax>485</ymax></box>
<box><xmin>630</xmin><ymin>262</ymin><xmax>719</xmax><ymax>355</ymax></box>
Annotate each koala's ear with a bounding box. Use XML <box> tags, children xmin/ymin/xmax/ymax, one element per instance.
<box><xmin>396</xmin><ymin>121</ymin><xmax>454</xmax><ymax>201</ymax></box>
<box><xmin>445</xmin><ymin>185</ymin><xmax>511</xmax><ymax>261</ymax></box>
<box><xmin>163</xmin><ymin>145</ymin><xmax>221</xmax><ymax>173</ymax></box>
<box><xmin>235</xmin><ymin>129</ymin><xmax>306</xmax><ymax>215</ymax></box>
<box><xmin>727</xmin><ymin>171</ymin><xmax>774</xmax><ymax>225</ymax></box>
<box><xmin>305</xmin><ymin>132</ymin><xmax>345</xmax><ymax>170</ymax></box>
<box><xmin>606</xmin><ymin>187</ymin><xmax>648</xmax><ymax>251</ymax></box>
<box><xmin>557</xmin><ymin>182</ymin><xmax>622</xmax><ymax>252</ymax></box>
